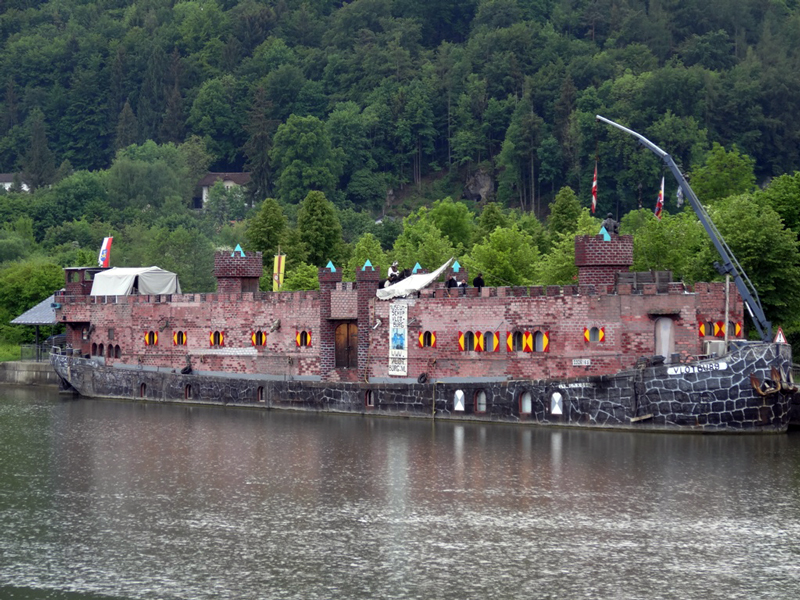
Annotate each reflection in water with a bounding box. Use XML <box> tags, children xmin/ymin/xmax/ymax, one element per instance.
<box><xmin>2</xmin><ymin>387</ymin><xmax>800</xmax><ymax>599</ymax></box>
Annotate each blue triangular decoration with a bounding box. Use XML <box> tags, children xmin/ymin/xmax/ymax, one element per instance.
<box><xmin>361</xmin><ymin>259</ymin><xmax>373</xmax><ymax>271</ymax></box>
<box><xmin>325</xmin><ymin>260</ymin><xmax>336</xmax><ymax>272</ymax></box>
<box><xmin>452</xmin><ymin>260</ymin><xmax>461</xmax><ymax>273</ymax></box>
<box><xmin>599</xmin><ymin>226</ymin><xmax>611</xmax><ymax>241</ymax></box>
<box><xmin>232</xmin><ymin>244</ymin><xmax>246</xmax><ymax>257</ymax></box>
<box><xmin>412</xmin><ymin>262</ymin><xmax>422</xmax><ymax>273</ymax></box>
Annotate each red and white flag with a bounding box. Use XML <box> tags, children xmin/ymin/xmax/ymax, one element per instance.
<box><xmin>98</xmin><ymin>237</ymin><xmax>113</xmax><ymax>268</ymax></box>
<box><xmin>591</xmin><ymin>162</ymin><xmax>597</xmax><ymax>214</ymax></box>
<box><xmin>655</xmin><ymin>176</ymin><xmax>664</xmax><ymax>220</ymax></box>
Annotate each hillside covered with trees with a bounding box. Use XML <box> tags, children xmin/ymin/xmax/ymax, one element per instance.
<box><xmin>1</xmin><ymin>0</ymin><xmax>800</xmax><ymax>349</ymax></box>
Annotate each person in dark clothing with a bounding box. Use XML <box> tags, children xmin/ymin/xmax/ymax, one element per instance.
<box><xmin>458</xmin><ymin>277</ymin><xmax>468</xmax><ymax>288</ymax></box>
<box><xmin>446</xmin><ymin>275</ymin><xmax>459</xmax><ymax>288</ymax></box>
<box><xmin>602</xmin><ymin>213</ymin><xmax>619</xmax><ymax>235</ymax></box>
<box><xmin>473</xmin><ymin>273</ymin><xmax>485</xmax><ymax>290</ymax></box>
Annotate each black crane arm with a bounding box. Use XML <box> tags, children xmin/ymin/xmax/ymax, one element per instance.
<box><xmin>596</xmin><ymin>115</ymin><xmax>773</xmax><ymax>342</ymax></box>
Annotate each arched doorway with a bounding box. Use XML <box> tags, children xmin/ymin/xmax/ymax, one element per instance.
<box><xmin>335</xmin><ymin>322</ymin><xmax>358</xmax><ymax>369</ymax></box>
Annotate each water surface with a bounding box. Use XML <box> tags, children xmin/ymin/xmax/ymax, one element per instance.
<box><xmin>2</xmin><ymin>386</ymin><xmax>800</xmax><ymax>599</ymax></box>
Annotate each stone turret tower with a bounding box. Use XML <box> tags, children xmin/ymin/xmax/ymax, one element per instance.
<box><xmin>574</xmin><ymin>235</ymin><xmax>634</xmax><ymax>288</ymax></box>
<box><xmin>214</xmin><ymin>249</ymin><xmax>263</xmax><ymax>294</ymax></box>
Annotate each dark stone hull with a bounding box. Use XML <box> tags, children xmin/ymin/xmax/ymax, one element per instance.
<box><xmin>51</xmin><ymin>342</ymin><xmax>794</xmax><ymax>433</ymax></box>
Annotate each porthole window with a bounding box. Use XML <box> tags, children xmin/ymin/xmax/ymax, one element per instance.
<box><xmin>475</xmin><ymin>390</ymin><xmax>487</xmax><ymax>413</ymax></box>
<box><xmin>454</xmin><ymin>390</ymin><xmax>465</xmax><ymax>411</ymax></box>
<box><xmin>520</xmin><ymin>391</ymin><xmax>532</xmax><ymax>415</ymax></box>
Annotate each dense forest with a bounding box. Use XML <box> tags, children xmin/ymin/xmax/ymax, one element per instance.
<box><xmin>1</xmin><ymin>0</ymin><xmax>800</xmax><ymax>349</ymax></box>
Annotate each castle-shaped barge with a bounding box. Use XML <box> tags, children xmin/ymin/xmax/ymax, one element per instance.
<box><xmin>50</xmin><ymin>233</ymin><xmax>794</xmax><ymax>433</ymax></box>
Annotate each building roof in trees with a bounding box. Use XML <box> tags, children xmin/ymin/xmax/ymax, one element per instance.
<box><xmin>197</xmin><ymin>172</ymin><xmax>251</xmax><ymax>187</ymax></box>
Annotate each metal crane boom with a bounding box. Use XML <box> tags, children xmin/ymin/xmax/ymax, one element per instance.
<box><xmin>596</xmin><ymin>115</ymin><xmax>772</xmax><ymax>342</ymax></box>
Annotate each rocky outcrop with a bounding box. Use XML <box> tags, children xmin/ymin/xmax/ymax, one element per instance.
<box><xmin>462</xmin><ymin>169</ymin><xmax>494</xmax><ymax>203</ymax></box>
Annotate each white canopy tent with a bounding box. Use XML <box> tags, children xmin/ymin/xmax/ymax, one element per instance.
<box><xmin>376</xmin><ymin>258</ymin><xmax>453</xmax><ymax>300</ymax></box>
<box><xmin>90</xmin><ymin>267</ymin><xmax>182</xmax><ymax>296</ymax></box>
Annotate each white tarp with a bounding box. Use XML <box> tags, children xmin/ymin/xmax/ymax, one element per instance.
<box><xmin>376</xmin><ymin>258</ymin><xmax>454</xmax><ymax>300</ymax></box>
<box><xmin>90</xmin><ymin>267</ymin><xmax>182</xmax><ymax>296</ymax></box>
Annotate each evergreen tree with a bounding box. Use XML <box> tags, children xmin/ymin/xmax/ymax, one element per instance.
<box><xmin>547</xmin><ymin>186</ymin><xmax>582</xmax><ymax>236</ymax></box>
<box><xmin>243</xmin><ymin>87</ymin><xmax>277</xmax><ymax>202</ymax></box>
<box><xmin>246</xmin><ymin>197</ymin><xmax>287</xmax><ymax>256</ymax></box>
<box><xmin>115</xmin><ymin>100</ymin><xmax>140</xmax><ymax>151</ymax></box>
<box><xmin>2</xmin><ymin>77</ymin><xmax>19</xmax><ymax>135</ymax></box>
<box><xmin>161</xmin><ymin>83</ymin><xmax>185</xmax><ymax>144</ymax></box>
<box><xmin>296</xmin><ymin>191</ymin><xmax>344</xmax><ymax>266</ymax></box>
<box><xmin>22</xmin><ymin>109</ymin><xmax>56</xmax><ymax>191</ymax></box>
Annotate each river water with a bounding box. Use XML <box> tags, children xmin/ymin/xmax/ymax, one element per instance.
<box><xmin>2</xmin><ymin>386</ymin><xmax>800</xmax><ymax>599</ymax></box>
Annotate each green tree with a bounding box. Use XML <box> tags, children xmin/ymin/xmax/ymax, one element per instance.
<box><xmin>115</xmin><ymin>100</ymin><xmax>139</xmax><ymax>151</ymax></box>
<box><xmin>281</xmin><ymin>261</ymin><xmax>319</xmax><ymax>291</ymax></box>
<box><xmin>547</xmin><ymin>186</ymin><xmax>582</xmax><ymax>236</ymax></box>
<box><xmin>243</xmin><ymin>86</ymin><xmax>277</xmax><ymax>202</ymax></box>
<box><xmin>690</xmin><ymin>143</ymin><xmax>756</xmax><ymax>203</ymax></box>
<box><xmin>270</xmin><ymin>115</ymin><xmax>344</xmax><ymax>204</ymax></box>
<box><xmin>699</xmin><ymin>194</ymin><xmax>800</xmax><ymax>326</ymax></box>
<box><xmin>22</xmin><ymin>109</ymin><xmax>56</xmax><ymax>191</ymax></box>
<box><xmin>475</xmin><ymin>201</ymin><xmax>509</xmax><ymax>242</ymax></box>
<box><xmin>757</xmin><ymin>172</ymin><xmax>800</xmax><ymax>238</ymax></box>
<box><xmin>621</xmin><ymin>208</ymin><xmax>710</xmax><ymax>283</ymax></box>
<box><xmin>536</xmin><ymin>209</ymin><xmax>600</xmax><ymax>285</ymax></box>
<box><xmin>391</xmin><ymin>208</ymin><xmax>455</xmax><ymax>272</ymax></box>
<box><xmin>246</xmin><ymin>197</ymin><xmax>287</xmax><ymax>255</ymax></box>
<box><xmin>145</xmin><ymin>225</ymin><xmax>216</xmax><ymax>293</ymax></box>
<box><xmin>428</xmin><ymin>196</ymin><xmax>474</xmax><ymax>251</ymax></box>
<box><xmin>0</xmin><ymin>259</ymin><xmax>64</xmax><ymax>342</ymax></box>
<box><xmin>296</xmin><ymin>191</ymin><xmax>343</xmax><ymax>266</ymax></box>
<box><xmin>188</xmin><ymin>75</ymin><xmax>245</xmax><ymax>165</ymax></box>
<box><xmin>344</xmin><ymin>232</ymin><xmax>388</xmax><ymax>281</ymax></box>
<box><xmin>466</xmin><ymin>224</ymin><xmax>538</xmax><ymax>287</ymax></box>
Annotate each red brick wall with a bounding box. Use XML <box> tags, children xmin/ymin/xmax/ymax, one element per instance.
<box><xmin>58</xmin><ymin>290</ymin><xmax>320</xmax><ymax>376</ymax></box>
<box><xmin>55</xmin><ymin>236</ymin><xmax>744</xmax><ymax>383</ymax></box>
<box><xmin>575</xmin><ymin>235</ymin><xmax>633</xmax><ymax>287</ymax></box>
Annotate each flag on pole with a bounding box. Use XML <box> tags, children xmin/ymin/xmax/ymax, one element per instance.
<box><xmin>591</xmin><ymin>162</ymin><xmax>598</xmax><ymax>214</ymax></box>
<box><xmin>655</xmin><ymin>176</ymin><xmax>664</xmax><ymax>220</ymax></box>
<box><xmin>98</xmin><ymin>237</ymin><xmax>113</xmax><ymax>267</ymax></box>
<box><xmin>273</xmin><ymin>254</ymin><xmax>286</xmax><ymax>291</ymax></box>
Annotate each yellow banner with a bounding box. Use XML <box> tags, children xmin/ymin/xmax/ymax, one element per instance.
<box><xmin>273</xmin><ymin>254</ymin><xmax>286</xmax><ymax>291</ymax></box>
